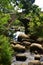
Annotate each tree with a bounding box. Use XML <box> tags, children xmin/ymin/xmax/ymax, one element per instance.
<box><xmin>13</xmin><ymin>0</ymin><xmax>35</xmax><ymax>14</ymax></box>
<box><xmin>26</xmin><ymin>5</ymin><xmax>43</xmax><ymax>37</ymax></box>
<box><xmin>0</xmin><ymin>0</ymin><xmax>14</xmax><ymax>13</ymax></box>
<box><xmin>0</xmin><ymin>0</ymin><xmax>35</xmax><ymax>13</ymax></box>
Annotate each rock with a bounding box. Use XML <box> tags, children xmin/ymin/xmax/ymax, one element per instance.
<box><xmin>11</xmin><ymin>44</ymin><xmax>15</xmax><ymax>48</ymax></box>
<box><xmin>21</xmin><ymin>63</ymin><xmax>26</xmax><ymax>65</ymax></box>
<box><xmin>37</xmin><ymin>37</ymin><xmax>43</xmax><ymax>44</ymax></box>
<box><xmin>21</xmin><ymin>39</ymin><xmax>29</xmax><ymax>42</ymax></box>
<box><xmin>30</xmin><ymin>34</ymin><xmax>38</xmax><ymax>40</ymax></box>
<box><xmin>34</xmin><ymin>55</ymin><xmax>41</xmax><ymax>60</ymax></box>
<box><xmin>10</xmin><ymin>41</ymin><xmax>17</xmax><ymax>45</ymax></box>
<box><xmin>16</xmin><ymin>53</ymin><xmax>27</xmax><ymax>61</ymax></box>
<box><xmin>18</xmin><ymin>33</ymin><xmax>29</xmax><ymax>42</ymax></box>
<box><xmin>40</xmin><ymin>55</ymin><xmax>43</xmax><ymax>62</ymax></box>
<box><xmin>10</xmin><ymin>41</ymin><xmax>21</xmax><ymax>45</ymax></box>
<box><xmin>22</xmin><ymin>41</ymin><xmax>31</xmax><ymax>48</ymax></box>
<box><xmin>28</xmin><ymin>60</ymin><xmax>41</xmax><ymax>65</ymax></box>
<box><xmin>41</xmin><ymin>62</ymin><xmax>43</xmax><ymax>65</ymax></box>
<box><xmin>30</xmin><ymin>43</ymin><xmax>43</xmax><ymax>54</ymax></box>
<box><xmin>12</xmin><ymin>44</ymin><xmax>26</xmax><ymax>53</ymax></box>
<box><xmin>28</xmin><ymin>39</ymin><xmax>36</xmax><ymax>43</ymax></box>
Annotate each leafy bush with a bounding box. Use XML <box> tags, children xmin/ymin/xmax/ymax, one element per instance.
<box><xmin>0</xmin><ymin>35</ymin><xmax>13</xmax><ymax>65</ymax></box>
<box><xmin>12</xmin><ymin>19</ymin><xmax>22</xmax><ymax>26</ymax></box>
<box><xmin>0</xmin><ymin>13</ymin><xmax>10</xmax><ymax>35</ymax></box>
<box><xmin>26</xmin><ymin>6</ymin><xmax>43</xmax><ymax>37</ymax></box>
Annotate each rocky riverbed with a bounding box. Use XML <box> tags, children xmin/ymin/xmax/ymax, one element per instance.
<box><xmin>11</xmin><ymin>32</ymin><xmax>43</xmax><ymax>65</ymax></box>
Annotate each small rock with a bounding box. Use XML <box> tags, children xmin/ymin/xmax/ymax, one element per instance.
<box><xmin>34</xmin><ymin>54</ymin><xmax>41</xmax><ymax>60</ymax></box>
<box><xmin>28</xmin><ymin>60</ymin><xmax>41</xmax><ymax>65</ymax></box>
<box><xmin>21</xmin><ymin>63</ymin><xmax>26</xmax><ymax>65</ymax></box>
<box><xmin>40</xmin><ymin>55</ymin><xmax>43</xmax><ymax>62</ymax></box>
<box><xmin>22</xmin><ymin>41</ymin><xmax>31</xmax><ymax>49</ymax></box>
<box><xmin>22</xmin><ymin>41</ymin><xmax>31</xmax><ymax>46</ymax></box>
<box><xmin>41</xmin><ymin>62</ymin><xmax>43</xmax><ymax>65</ymax></box>
<box><xmin>37</xmin><ymin>37</ymin><xmax>43</xmax><ymax>44</ymax></box>
<box><xmin>10</xmin><ymin>41</ymin><xmax>17</xmax><ymax>45</ymax></box>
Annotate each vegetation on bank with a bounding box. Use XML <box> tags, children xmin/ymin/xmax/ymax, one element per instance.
<box><xmin>0</xmin><ymin>35</ymin><xmax>13</xmax><ymax>65</ymax></box>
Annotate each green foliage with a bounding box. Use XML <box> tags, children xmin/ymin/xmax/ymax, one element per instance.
<box><xmin>0</xmin><ymin>35</ymin><xmax>13</xmax><ymax>65</ymax></box>
<box><xmin>26</xmin><ymin>5</ymin><xmax>43</xmax><ymax>37</ymax></box>
<box><xmin>0</xmin><ymin>13</ymin><xmax>10</xmax><ymax>25</ymax></box>
<box><xmin>12</xmin><ymin>19</ymin><xmax>22</xmax><ymax>26</ymax></box>
<box><xmin>0</xmin><ymin>13</ymin><xmax>10</xmax><ymax>34</ymax></box>
<box><xmin>13</xmin><ymin>0</ymin><xmax>35</xmax><ymax>14</ymax></box>
<box><xmin>0</xmin><ymin>0</ymin><xmax>14</xmax><ymax>13</ymax></box>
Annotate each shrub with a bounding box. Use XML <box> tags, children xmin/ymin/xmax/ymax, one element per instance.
<box><xmin>0</xmin><ymin>35</ymin><xmax>13</xmax><ymax>65</ymax></box>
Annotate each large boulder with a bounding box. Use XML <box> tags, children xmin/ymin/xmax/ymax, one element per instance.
<box><xmin>16</xmin><ymin>53</ymin><xmax>27</xmax><ymax>61</ymax></box>
<box><xmin>18</xmin><ymin>33</ymin><xmax>29</xmax><ymax>42</ymax></box>
<box><xmin>30</xmin><ymin>43</ymin><xmax>43</xmax><ymax>54</ymax></box>
<box><xmin>28</xmin><ymin>60</ymin><xmax>41</xmax><ymax>65</ymax></box>
<box><xmin>11</xmin><ymin>44</ymin><xmax>26</xmax><ymax>53</ymax></box>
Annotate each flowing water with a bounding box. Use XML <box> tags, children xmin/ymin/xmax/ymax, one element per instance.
<box><xmin>11</xmin><ymin>31</ymin><xmax>43</xmax><ymax>65</ymax></box>
<box><xmin>11</xmin><ymin>51</ymin><xmax>35</xmax><ymax>65</ymax></box>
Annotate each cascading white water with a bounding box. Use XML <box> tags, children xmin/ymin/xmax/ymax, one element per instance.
<box><xmin>13</xmin><ymin>31</ymin><xmax>24</xmax><ymax>41</ymax></box>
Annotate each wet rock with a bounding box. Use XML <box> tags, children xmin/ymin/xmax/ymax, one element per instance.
<box><xmin>28</xmin><ymin>39</ymin><xmax>36</xmax><ymax>43</ymax></box>
<box><xmin>21</xmin><ymin>39</ymin><xmax>29</xmax><ymax>42</ymax></box>
<box><xmin>21</xmin><ymin>63</ymin><xmax>26</xmax><ymax>65</ymax></box>
<box><xmin>28</xmin><ymin>60</ymin><xmax>41</xmax><ymax>65</ymax></box>
<box><xmin>34</xmin><ymin>55</ymin><xmax>41</xmax><ymax>60</ymax></box>
<box><xmin>37</xmin><ymin>37</ymin><xmax>43</xmax><ymax>44</ymax></box>
<box><xmin>22</xmin><ymin>41</ymin><xmax>31</xmax><ymax>48</ymax></box>
<box><xmin>30</xmin><ymin>34</ymin><xmax>38</xmax><ymax>40</ymax></box>
<box><xmin>40</xmin><ymin>55</ymin><xmax>43</xmax><ymax>62</ymax></box>
<box><xmin>30</xmin><ymin>43</ymin><xmax>43</xmax><ymax>54</ymax></box>
<box><xmin>16</xmin><ymin>53</ymin><xmax>27</xmax><ymax>61</ymax></box>
<box><xmin>10</xmin><ymin>41</ymin><xmax>21</xmax><ymax>45</ymax></box>
<box><xmin>10</xmin><ymin>41</ymin><xmax>17</xmax><ymax>45</ymax></box>
<box><xmin>18</xmin><ymin>33</ymin><xmax>29</xmax><ymax>42</ymax></box>
<box><xmin>11</xmin><ymin>44</ymin><xmax>26</xmax><ymax>53</ymax></box>
<box><xmin>41</xmin><ymin>62</ymin><xmax>43</xmax><ymax>65</ymax></box>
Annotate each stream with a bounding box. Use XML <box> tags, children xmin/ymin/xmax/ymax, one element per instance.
<box><xmin>11</xmin><ymin>51</ymin><xmax>34</xmax><ymax>65</ymax></box>
<box><xmin>11</xmin><ymin>31</ymin><xmax>43</xmax><ymax>65</ymax></box>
